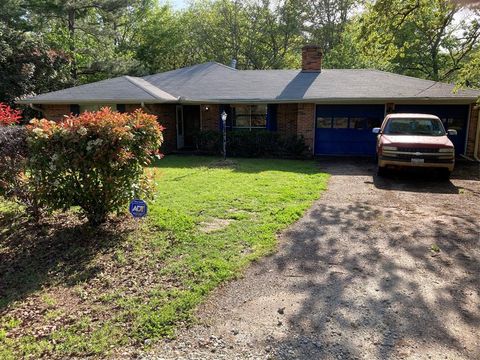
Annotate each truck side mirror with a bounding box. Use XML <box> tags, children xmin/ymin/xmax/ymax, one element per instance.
<box><xmin>372</xmin><ymin>128</ymin><xmax>381</xmax><ymax>134</ymax></box>
<box><xmin>447</xmin><ymin>129</ymin><xmax>457</xmax><ymax>136</ymax></box>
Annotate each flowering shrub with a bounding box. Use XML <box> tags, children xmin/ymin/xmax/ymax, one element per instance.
<box><xmin>0</xmin><ymin>126</ymin><xmax>43</xmax><ymax>218</ymax></box>
<box><xmin>27</xmin><ymin>108</ymin><xmax>164</xmax><ymax>225</ymax></box>
<box><xmin>0</xmin><ymin>103</ymin><xmax>22</xmax><ymax>126</ymax></box>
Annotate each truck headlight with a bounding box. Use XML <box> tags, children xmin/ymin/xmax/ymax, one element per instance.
<box><xmin>383</xmin><ymin>146</ymin><xmax>397</xmax><ymax>151</ymax></box>
<box><xmin>439</xmin><ymin>148</ymin><xmax>454</xmax><ymax>153</ymax></box>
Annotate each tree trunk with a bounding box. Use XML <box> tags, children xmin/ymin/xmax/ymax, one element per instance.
<box><xmin>68</xmin><ymin>8</ymin><xmax>77</xmax><ymax>83</ymax></box>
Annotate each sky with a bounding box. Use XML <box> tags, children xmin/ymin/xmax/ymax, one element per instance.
<box><xmin>168</xmin><ymin>0</ymin><xmax>188</xmax><ymax>10</ymax></box>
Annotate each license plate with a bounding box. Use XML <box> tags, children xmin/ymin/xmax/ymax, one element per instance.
<box><xmin>411</xmin><ymin>158</ymin><xmax>424</xmax><ymax>164</ymax></box>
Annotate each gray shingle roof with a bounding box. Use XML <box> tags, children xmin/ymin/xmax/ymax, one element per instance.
<box><xmin>18</xmin><ymin>76</ymin><xmax>177</xmax><ymax>104</ymax></box>
<box><xmin>18</xmin><ymin>62</ymin><xmax>480</xmax><ymax>104</ymax></box>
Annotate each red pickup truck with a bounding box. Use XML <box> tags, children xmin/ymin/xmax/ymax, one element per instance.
<box><xmin>373</xmin><ymin>113</ymin><xmax>457</xmax><ymax>178</ymax></box>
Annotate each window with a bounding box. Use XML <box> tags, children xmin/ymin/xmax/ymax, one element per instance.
<box><xmin>117</xmin><ymin>104</ymin><xmax>126</xmax><ymax>113</ymax></box>
<box><xmin>232</xmin><ymin>104</ymin><xmax>267</xmax><ymax>129</ymax></box>
<box><xmin>350</xmin><ymin>117</ymin><xmax>366</xmax><ymax>129</ymax></box>
<box><xmin>316</xmin><ymin>117</ymin><xmax>332</xmax><ymax>128</ymax></box>
<box><xmin>333</xmin><ymin>117</ymin><xmax>349</xmax><ymax>128</ymax></box>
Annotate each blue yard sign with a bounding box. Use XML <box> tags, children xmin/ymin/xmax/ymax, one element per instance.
<box><xmin>129</xmin><ymin>199</ymin><xmax>148</xmax><ymax>218</ymax></box>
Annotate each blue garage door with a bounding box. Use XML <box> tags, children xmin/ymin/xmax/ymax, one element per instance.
<box><xmin>394</xmin><ymin>105</ymin><xmax>469</xmax><ymax>155</ymax></box>
<box><xmin>315</xmin><ymin>105</ymin><xmax>385</xmax><ymax>156</ymax></box>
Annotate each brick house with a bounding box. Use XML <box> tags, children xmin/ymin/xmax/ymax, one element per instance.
<box><xmin>18</xmin><ymin>46</ymin><xmax>480</xmax><ymax>159</ymax></box>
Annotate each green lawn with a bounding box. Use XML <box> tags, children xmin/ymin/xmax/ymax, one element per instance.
<box><xmin>0</xmin><ymin>155</ymin><xmax>328</xmax><ymax>358</ymax></box>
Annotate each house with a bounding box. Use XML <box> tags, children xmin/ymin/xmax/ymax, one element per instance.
<box><xmin>18</xmin><ymin>45</ymin><xmax>480</xmax><ymax>159</ymax></box>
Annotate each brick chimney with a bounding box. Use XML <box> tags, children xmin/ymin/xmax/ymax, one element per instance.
<box><xmin>302</xmin><ymin>45</ymin><xmax>323</xmax><ymax>72</ymax></box>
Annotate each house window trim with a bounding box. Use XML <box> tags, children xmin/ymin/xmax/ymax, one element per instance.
<box><xmin>231</xmin><ymin>104</ymin><xmax>268</xmax><ymax>130</ymax></box>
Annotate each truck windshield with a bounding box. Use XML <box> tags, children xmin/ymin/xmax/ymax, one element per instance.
<box><xmin>384</xmin><ymin>118</ymin><xmax>445</xmax><ymax>136</ymax></box>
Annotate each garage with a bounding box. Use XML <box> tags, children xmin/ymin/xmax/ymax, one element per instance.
<box><xmin>394</xmin><ymin>104</ymin><xmax>469</xmax><ymax>155</ymax></box>
<box><xmin>315</xmin><ymin>105</ymin><xmax>385</xmax><ymax>156</ymax></box>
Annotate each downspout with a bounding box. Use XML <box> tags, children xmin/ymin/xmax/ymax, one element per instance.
<box><xmin>141</xmin><ymin>102</ymin><xmax>155</xmax><ymax>114</ymax></box>
<box><xmin>29</xmin><ymin>103</ymin><xmax>43</xmax><ymax>113</ymax></box>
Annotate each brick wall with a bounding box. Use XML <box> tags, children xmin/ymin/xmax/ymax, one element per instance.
<box><xmin>302</xmin><ymin>45</ymin><xmax>323</xmax><ymax>72</ymax></box>
<box><xmin>277</xmin><ymin>103</ymin><xmax>298</xmax><ymax>137</ymax></box>
<box><xmin>466</xmin><ymin>103</ymin><xmax>479</xmax><ymax>158</ymax></box>
<box><xmin>149</xmin><ymin>104</ymin><xmax>176</xmax><ymax>153</ymax></box>
<box><xmin>200</xmin><ymin>104</ymin><xmax>220</xmax><ymax>131</ymax></box>
<box><xmin>42</xmin><ymin>105</ymin><xmax>71</xmax><ymax>121</ymax></box>
<box><xmin>297</xmin><ymin>103</ymin><xmax>315</xmax><ymax>155</ymax></box>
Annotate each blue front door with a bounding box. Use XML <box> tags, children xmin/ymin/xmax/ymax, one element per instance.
<box><xmin>394</xmin><ymin>105</ymin><xmax>469</xmax><ymax>155</ymax></box>
<box><xmin>315</xmin><ymin>105</ymin><xmax>385</xmax><ymax>156</ymax></box>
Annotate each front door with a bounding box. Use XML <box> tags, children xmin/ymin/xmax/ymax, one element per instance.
<box><xmin>183</xmin><ymin>105</ymin><xmax>201</xmax><ymax>149</ymax></box>
<box><xmin>176</xmin><ymin>105</ymin><xmax>184</xmax><ymax>149</ymax></box>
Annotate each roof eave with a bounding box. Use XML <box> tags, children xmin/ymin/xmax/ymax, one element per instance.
<box><xmin>177</xmin><ymin>96</ymin><xmax>479</xmax><ymax>105</ymax></box>
<box><xmin>16</xmin><ymin>96</ymin><xmax>479</xmax><ymax>106</ymax></box>
<box><xmin>15</xmin><ymin>99</ymin><xmax>178</xmax><ymax>105</ymax></box>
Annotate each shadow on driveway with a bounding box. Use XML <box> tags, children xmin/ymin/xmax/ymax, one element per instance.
<box><xmin>266</xmin><ymin>158</ymin><xmax>480</xmax><ymax>359</ymax></box>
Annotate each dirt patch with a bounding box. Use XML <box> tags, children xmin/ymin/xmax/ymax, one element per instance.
<box><xmin>146</xmin><ymin>159</ymin><xmax>480</xmax><ymax>360</ymax></box>
<box><xmin>0</xmin><ymin>212</ymin><xmax>167</xmax><ymax>358</ymax></box>
<box><xmin>199</xmin><ymin>218</ymin><xmax>233</xmax><ymax>233</ymax></box>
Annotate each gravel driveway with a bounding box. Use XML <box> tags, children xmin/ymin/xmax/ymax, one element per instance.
<box><xmin>145</xmin><ymin>159</ymin><xmax>480</xmax><ymax>360</ymax></box>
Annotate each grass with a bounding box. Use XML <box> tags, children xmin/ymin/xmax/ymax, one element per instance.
<box><xmin>0</xmin><ymin>155</ymin><xmax>328</xmax><ymax>358</ymax></box>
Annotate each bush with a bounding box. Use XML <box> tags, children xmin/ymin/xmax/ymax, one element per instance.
<box><xmin>0</xmin><ymin>103</ymin><xmax>22</xmax><ymax>126</ymax></box>
<box><xmin>193</xmin><ymin>130</ymin><xmax>221</xmax><ymax>153</ymax></box>
<box><xmin>27</xmin><ymin>108</ymin><xmax>164</xmax><ymax>225</ymax></box>
<box><xmin>0</xmin><ymin>126</ymin><xmax>43</xmax><ymax>218</ymax></box>
<box><xmin>194</xmin><ymin>130</ymin><xmax>307</xmax><ymax>158</ymax></box>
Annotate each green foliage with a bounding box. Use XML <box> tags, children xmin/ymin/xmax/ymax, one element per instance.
<box><xmin>329</xmin><ymin>0</ymin><xmax>480</xmax><ymax>83</ymax></box>
<box><xmin>137</xmin><ymin>0</ymin><xmax>304</xmax><ymax>71</ymax></box>
<box><xmin>1</xmin><ymin>0</ymin><xmax>479</xmax><ymax>103</ymax></box>
<box><xmin>456</xmin><ymin>48</ymin><xmax>480</xmax><ymax>90</ymax></box>
<box><xmin>303</xmin><ymin>0</ymin><xmax>360</xmax><ymax>54</ymax></box>
<box><xmin>0</xmin><ymin>23</ymin><xmax>71</xmax><ymax>105</ymax></box>
<box><xmin>26</xmin><ymin>108</ymin><xmax>163</xmax><ymax>225</ymax></box>
<box><xmin>0</xmin><ymin>156</ymin><xmax>329</xmax><ymax>358</ymax></box>
<box><xmin>0</xmin><ymin>126</ymin><xmax>43</xmax><ymax>219</ymax></box>
<box><xmin>134</xmin><ymin>5</ymin><xmax>187</xmax><ymax>73</ymax></box>
<box><xmin>194</xmin><ymin>130</ymin><xmax>307</xmax><ymax>157</ymax></box>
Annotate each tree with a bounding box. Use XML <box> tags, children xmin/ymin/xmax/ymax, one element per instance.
<box><xmin>178</xmin><ymin>0</ymin><xmax>302</xmax><ymax>70</ymax></box>
<box><xmin>303</xmin><ymin>0</ymin><xmax>360</xmax><ymax>55</ymax></box>
<box><xmin>25</xmin><ymin>0</ymin><xmax>153</xmax><ymax>83</ymax></box>
<box><xmin>134</xmin><ymin>4</ymin><xmax>187</xmax><ymax>73</ymax></box>
<box><xmin>0</xmin><ymin>23</ymin><xmax>71</xmax><ymax>104</ymax></box>
<box><xmin>241</xmin><ymin>0</ymin><xmax>303</xmax><ymax>69</ymax></box>
<box><xmin>354</xmin><ymin>0</ymin><xmax>480</xmax><ymax>81</ymax></box>
<box><xmin>456</xmin><ymin>47</ymin><xmax>480</xmax><ymax>90</ymax></box>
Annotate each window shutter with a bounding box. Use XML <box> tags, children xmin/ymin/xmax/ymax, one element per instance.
<box><xmin>266</xmin><ymin>104</ymin><xmax>277</xmax><ymax>131</ymax></box>
<box><xmin>70</xmin><ymin>104</ymin><xmax>80</xmax><ymax>116</ymax></box>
